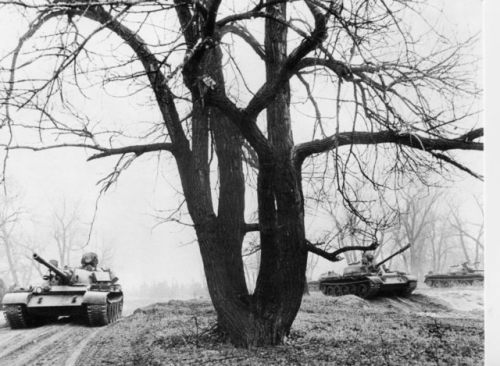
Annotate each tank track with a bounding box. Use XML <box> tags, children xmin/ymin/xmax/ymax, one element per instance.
<box><xmin>425</xmin><ymin>278</ymin><xmax>482</xmax><ymax>287</ymax></box>
<box><xmin>87</xmin><ymin>297</ymin><xmax>123</xmax><ymax>326</ymax></box>
<box><xmin>4</xmin><ymin>304</ymin><xmax>30</xmax><ymax>329</ymax></box>
<box><xmin>321</xmin><ymin>280</ymin><xmax>380</xmax><ymax>299</ymax></box>
<box><xmin>398</xmin><ymin>280</ymin><xmax>417</xmax><ymax>297</ymax></box>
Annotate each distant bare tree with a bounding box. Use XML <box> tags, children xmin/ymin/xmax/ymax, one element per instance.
<box><xmin>426</xmin><ymin>210</ymin><xmax>455</xmax><ymax>273</ymax></box>
<box><xmin>51</xmin><ymin>201</ymin><xmax>88</xmax><ymax>267</ymax></box>
<box><xmin>393</xmin><ymin>188</ymin><xmax>443</xmax><ymax>278</ymax></box>
<box><xmin>448</xmin><ymin>195</ymin><xmax>483</xmax><ymax>267</ymax></box>
<box><xmin>0</xmin><ymin>193</ymin><xmax>23</xmax><ymax>285</ymax></box>
<box><xmin>0</xmin><ymin>191</ymin><xmax>42</xmax><ymax>286</ymax></box>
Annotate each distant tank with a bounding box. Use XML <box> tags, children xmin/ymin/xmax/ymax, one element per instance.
<box><xmin>1</xmin><ymin>253</ymin><xmax>123</xmax><ymax>329</ymax></box>
<box><xmin>424</xmin><ymin>263</ymin><xmax>484</xmax><ymax>287</ymax></box>
<box><xmin>319</xmin><ymin>244</ymin><xmax>417</xmax><ymax>299</ymax></box>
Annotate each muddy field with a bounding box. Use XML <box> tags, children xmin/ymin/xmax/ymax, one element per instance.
<box><xmin>0</xmin><ymin>317</ymin><xmax>100</xmax><ymax>366</ymax></box>
<box><xmin>0</xmin><ymin>287</ymin><xmax>483</xmax><ymax>365</ymax></box>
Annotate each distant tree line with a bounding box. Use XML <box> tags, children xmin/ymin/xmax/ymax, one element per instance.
<box><xmin>0</xmin><ymin>192</ymin><xmax>113</xmax><ymax>288</ymax></box>
<box><xmin>129</xmin><ymin>280</ymin><xmax>209</xmax><ymax>300</ymax></box>
<box><xmin>303</xmin><ymin>186</ymin><xmax>483</xmax><ymax>280</ymax></box>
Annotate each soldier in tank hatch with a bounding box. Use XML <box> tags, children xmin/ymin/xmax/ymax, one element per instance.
<box><xmin>361</xmin><ymin>252</ymin><xmax>377</xmax><ymax>272</ymax></box>
<box><xmin>81</xmin><ymin>252</ymin><xmax>99</xmax><ymax>271</ymax></box>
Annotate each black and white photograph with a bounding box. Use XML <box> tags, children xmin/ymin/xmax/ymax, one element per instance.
<box><xmin>0</xmin><ymin>0</ymin><xmax>491</xmax><ymax>364</ymax></box>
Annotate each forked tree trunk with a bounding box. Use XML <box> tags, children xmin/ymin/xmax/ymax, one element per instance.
<box><xmin>172</xmin><ymin>0</ymin><xmax>307</xmax><ymax>347</ymax></box>
<box><xmin>193</xmin><ymin>159</ymin><xmax>307</xmax><ymax>347</ymax></box>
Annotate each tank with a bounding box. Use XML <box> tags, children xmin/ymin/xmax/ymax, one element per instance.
<box><xmin>424</xmin><ymin>263</ymin><xmax>484</xmax><ymax>287</ymax></box>
<box><xmin>319</xmin><ymin>244</ymin><xmax>417</xmax><ymax>299</ymax></box>
<box><xmin>1</xmin><ymin>253</ymin><xmax>123</xmax><ymax>329</ymax></box>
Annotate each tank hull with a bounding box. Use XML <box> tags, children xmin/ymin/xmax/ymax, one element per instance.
<box><xmin>319</xmin><ymin>273</ymin><xmax>417</xmax><ymax>299</ymax></box>
<box><xmin>424</xmin><ymin>273</ymin><xmax>483</xmax><ymax>287</ymax></box>
<box><xmin>2</xmin><ymin>285</ymin><xmax>123</xmax><ymax>328</ymax></box>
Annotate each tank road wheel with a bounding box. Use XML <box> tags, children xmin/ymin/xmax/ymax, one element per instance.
<box><xmin>4</xmin><ymin>305</ymin><xmax>31</xmax><ymax>329</ymax></box>
<box><xmin>357</xmin><ymin>283</ymin><xmax>370</xmax><ymax>298</ymax></box>
<box><xmin>340</xmin><ymin>285</ymin><xmax>350</xmax><ymax>295</ymax></box>
<box><xmin>320</xmin><ymin>285</ymin><xmax>330</xmax><ymax>295</ymax></box>
<box><xmin>326</xmin><ymin>286</ymin><xmax>335</xmax><ymax>296</ymax></box>
<box><xmin>398</xmin><ymin>286</ymin><xmax>415</xmax><ymax>297</ymax></box>
<box><xmin>333</xmin><ymin>286</ymin><xmax>343</xmax><ymax>296</ymax></box>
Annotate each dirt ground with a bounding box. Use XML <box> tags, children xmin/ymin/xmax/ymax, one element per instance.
<box><xmin>78</xmin><ymin>286</ymin><xmax>483</xmax><ymax>366</ymax></box>
<box><xmin>0</xmin><ymin>287</ymin><xmax>483</xmax><ymax>366</ymax></box>
<box><xmin>0</xmin><ymin>316</ymin><xmax>100</xmax><ymax>366</ymax></box>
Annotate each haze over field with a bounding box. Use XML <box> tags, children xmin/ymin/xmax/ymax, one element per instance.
<box><xmin>0</xmin><ymin>0</ymin><xmax>483</xmax><ymax>293</ymax></box>
<box><xmin>0</xmin><ymin>0</ymin><xmax>495</xmax><ymax>362</ymax></box>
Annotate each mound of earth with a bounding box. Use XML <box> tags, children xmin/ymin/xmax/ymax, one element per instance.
<box><xmin>417</xmin><ymin>287</ymin><xmax>483</xmax><ymax>312</ymax></box>
<box><xmin>74</xmin><ymin>291</ymin><xmax>483</xmax><ymax>366</ymax></box>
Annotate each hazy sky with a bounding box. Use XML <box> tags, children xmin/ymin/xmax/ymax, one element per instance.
<box><xmin>0</xmin><ymin>0</ymin><xmax>484</xmax><ymax>290</ymax></box>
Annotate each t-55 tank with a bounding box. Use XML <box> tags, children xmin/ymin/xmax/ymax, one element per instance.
<box><xmin>424</xmin><ymin>263</ymin><xmax>484</xmax><ymax>287</ymax></box>
<box><xmin>319</xmin><ymin>244</ymin><xmax>417</xmax><ymax>299</ymax></box>
<box><xmin>1</xmin><ymin>253</ymin><xmax>123</xmax><ymax>329</ymax></box>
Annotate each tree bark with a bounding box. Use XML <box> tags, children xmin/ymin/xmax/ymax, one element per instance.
<box><xmin>191</xmin><ymin>2</ymin><xmax>309</xmax><ymax>346</ymax></box>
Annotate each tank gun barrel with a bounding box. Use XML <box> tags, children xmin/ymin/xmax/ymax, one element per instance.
<box><xmin>375</xmin><ymin>243</ymin><xmax>411</xmax><ymax>269</ymax></box>
<box><xmin>33</xmin><ymin>253</ymin><xmax>71</xmax><ymax>284</ymax></box>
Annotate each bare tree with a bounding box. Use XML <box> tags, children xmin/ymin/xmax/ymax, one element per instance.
<box><xmin>0</xmin><ymin>193</ymin><xmax>23</xmax><ymax>285</ymax></box>
<box><xmin>51</xmin><ymin>201</ymin><xmax>88</xmax><ymax>267</ymax></box>
<box><xmin>0</xmin><ymin>191</ymin><xmax>41</xmax><ymax>286</ymax></box>
<box><xmin>0</xmin><ymin>0</ymin><xmax>482</xmax><ymax>346</ymax></box>
<box><xmin>399</xmin><ymin>189</ymin><xmax>442</xmax><ymax>278</ymax></box>
<box><xmin>424</xmin><ymin>208</ymin><xmax>458</xmax><ymax>273</ymax></box>
<box><xmin>448</xmin><ymin>196</ymin><xmax>483</xmax><ymax>267</ymax></box>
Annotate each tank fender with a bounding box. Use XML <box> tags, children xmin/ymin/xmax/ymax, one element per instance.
<box><xmin>366</xmin><ymin>276</ymin><xmax>384</xmax><ymax>284</ymax></box>
<box><xmin>403</xmin><ymin>275</ymin><xmax>418</xmax><ymax>281</ymax></box>
<box><xmin>2</xmin><ymin>292</ymin><xmax>31</xmax><ymax>305</ymax></box>
<box><xmin>82</xmin><ymin>291</ymin><xmax>108</xmax><ymax>305</ymax></box>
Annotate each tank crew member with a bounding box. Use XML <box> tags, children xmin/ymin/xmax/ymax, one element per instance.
<box><xmin>461</xmin><ymin>262</ymin><xmax>473</xmax><ymax>273</ymax></box>
<box><xmin>81</xmin><ymin>252</ymin><xmax>99</xmax><ymax>271</ymax></box>
<box><xmin>361</xmin><ymin>252</ymin><xmax>377</xmax><ymax>272</ymax></box>
<box><xmin>46</xmin><ymin>259</ymin><xmax>61</xmax><ymax>284</ymax></box>
<box><xmin>49</xmin><ymin>259</ymin><xmax>59</xmax><ymax>267</ymax></box>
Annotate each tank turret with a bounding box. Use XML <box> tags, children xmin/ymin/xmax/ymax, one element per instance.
<box><xmin>1</xmin><ymin>252</ymin><xmax>123</xmax><ymax>329</ymax></box>
<box><xmin>319</xmin><ymin>243</ymin><xmax>417</xmax><ymax>298</ymax></box>
<box><xmin>33</xmin><ymin>253</ymin><xmax>73</xmax><ymax>285</ymax></box>
<box><xmin>374</xmin><ymin>243</ymin><xmax>411</xmax><ymax>270</ymax></box>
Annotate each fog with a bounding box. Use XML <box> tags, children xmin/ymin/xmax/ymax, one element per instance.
<box><xmin>0</xmin><ymin>1</ymin><xmax>483</xmax><ymax>299</ymax></box>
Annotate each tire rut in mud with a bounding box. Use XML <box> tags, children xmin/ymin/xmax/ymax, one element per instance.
<box><xmin>0</xmin><ymin>322</ymin><xmax>99</xmax><ymax>366</ymax></box>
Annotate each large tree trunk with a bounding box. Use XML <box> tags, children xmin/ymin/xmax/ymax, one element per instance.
<box><xmin>239</xmin><ymin>0</ymin><xmax>308</xmax><ymax>345</ymax></box>
<box><xmin>172</xmin><ymin>1</ymin><xmax>307</xmax><ymax>347</ymax></box>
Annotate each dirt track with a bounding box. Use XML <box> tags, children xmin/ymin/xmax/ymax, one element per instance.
<box><xmin>0</xmin><ymin>317</ymin><xmax>100</xmax><ymax>366</ymax></box>
<box><xmin>0</xmin><ymin>286</ymin><xmax>483</xmax><ymax>366</ymax></box>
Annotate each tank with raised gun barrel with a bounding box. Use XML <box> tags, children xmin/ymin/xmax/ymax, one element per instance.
<box><xmin>424</xmin><ymin>262</ymin><xmax>484</xmax><ymax>287</ymax></box>
<box><xmin>319</xmin><ymin>244</ymin><xmax>417</xmax><ymax>299</ymax></box>
<box><xmin>1</xmin><ymin>252</ymin><xmax>123</xmax><ymax>329</ymax></box>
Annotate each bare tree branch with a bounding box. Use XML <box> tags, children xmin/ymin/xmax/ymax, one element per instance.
<box><xmin>294</xmin><ymin>128</ymin><xmax>483</xmax><ymax>171</ymax></box>
<box><xmin>87</xmin><ymin>143</ymin><xmax>175</xmax><ymax>161</ymax></box>
<box><xmin>245</xmin><ymin>1</ymin><xmax>327</xmax><ymax>118</ymax></box>
<box><xmin>306</xmin><ymin>240</ymin><xmax>379</xmax><ymax>262</ymax></box>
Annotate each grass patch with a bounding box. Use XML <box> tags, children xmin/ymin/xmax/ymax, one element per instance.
<box><xmin>76</xmin><ymin>293</ymin><xmax>483</xmax><ymax>365</ymax></box>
